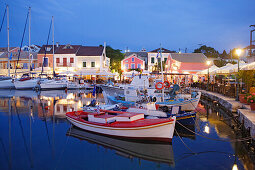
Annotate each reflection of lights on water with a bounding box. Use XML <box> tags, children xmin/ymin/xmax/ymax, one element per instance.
<box><xmin>66</xmin><ymin>93</ymin><xmax>75</xmax><ymax>100</ymax></box>
<box><xmin>204</xmin><ymin>125</ymin><xmax>210</xmax><ymax>134</ymax></box>
<box><xmin>78</xmin><ymin>100</ymin><xmax>83</xmax><ymax>108</ymax></box>
<box><xmin>216</xmin><ymin>112</ymin><xmax>219</xmax><ymax>116</ymax></box>
<box><xmin>48</xmin><ymin>101</ymin><xmax>51</xmax><ymax>106</ymax></box>
<box><xmin>232</xmin><ymin>164</ymin><xmax>238</xmax><ymax>170</ymax></box>
<box><xmin>86</xmin><ymin>101</ymin><xmax>90</xmax><ymax>105</ymax></box>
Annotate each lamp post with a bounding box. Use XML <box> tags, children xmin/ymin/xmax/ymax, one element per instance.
<box><xmin>235</xmin><ymin>48</ymin><xmax>242</xmax><ymax>101</ymax></box>
<box><xmin>206</xmin><ymin>60</ymin><xmax>211</xmax><ymax>91</ymax></box>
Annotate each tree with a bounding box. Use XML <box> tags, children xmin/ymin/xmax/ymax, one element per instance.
<box><xmin>193</xmin><ymin>45</ymin><xmax>220</xmax><ymax>58</ymax></box>
<box><xmin>105</xmin><ymin>45</ymin><xmax>124</xmax><ymax>76</ymax></box>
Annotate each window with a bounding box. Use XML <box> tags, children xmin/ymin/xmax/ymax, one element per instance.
<box><xmin>131</xmin><ymin>64</ymin><xmax>135</xmax><ymax>69</ymax></box>
<box><xmin>23</xmin><ymin>63</ymin><xmax>28</xmax><ymax>69</ymax></box>
<box><xmin>125</xmin><ymin>64</ymin><xmax>128</xmax><ymax>69</ymax></box>
<box><xmin>138</xmin><ymin>64</ymin><xmax>141</xmax><ymax>69</ymax></box>
<box><xmin>45</xmin><ymin>47</ymin><xmax>51</xmax><ymax>52</ymax></box>
<box><xmin>151</xmin><ymin>57</ymin><xmax>154</xmax><ymax>63</ymax></box>
<box><xmin>70</xmin><ymin>57</ymin><xmax>74</xmax><ymax>63</ymax></box>
<box><xmin>91</xmin><ymin>62</ymin><xmax>95</xmax><ymax>67</ymax></box>
<box><xmin>132</xmin><ymin>58</ymin><xmax>134</xmax><ymax>62</ymax></box>
<box><xmin>56</xmin><ymin>58</ymin><xmax>60</xmax><ymax>63</ymax></box>
<box><xmin>83</xmin><ymin>62</ymin><xmax>86</xmax><ymax>67</ymax></box>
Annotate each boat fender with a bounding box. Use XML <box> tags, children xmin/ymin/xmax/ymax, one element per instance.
<box><xmin>155</xmin><ymin>82</ymin><xmax>164</xmax><ymax>90</ymax></box>
<box><xmin>164</xmin><ymin>81</ymin><xmax>170</xmax><ymax>88</ymax></box>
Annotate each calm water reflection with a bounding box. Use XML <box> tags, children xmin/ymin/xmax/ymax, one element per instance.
<box><xmin>0</xmin><ymin>90</ymin><xmax>253</xmax><ymax>170</ymax></box>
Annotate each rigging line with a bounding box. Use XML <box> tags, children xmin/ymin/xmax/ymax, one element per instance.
<box><xmin>41</xmin><ymin>18</ymin><xmax>52</xmax><ymax>75</ymax></box>
<box><xmin>54</xmin><ymin>124</ymin><xmax>72</xmax><ymax>170</ymax></box>
<box><xmin>0</xmin><ymin>138</ymin><xmax>10</xmax><ymax>168</ymax></box>
<box><xmin>0</xmin><ymin>5</ymin><xmax>6</xmax><ymax>32</ymax></box>
<box><xmin>15</xmin><ymin>9</ymin><xmax>29</xmax><ymax>76</ymax></box>
<box><xmin>14</xmin><ymin>100</ymin><xmax>34</xmax><ymax>167</ymax></box>
<box><xmin>174</xmin><ymin>128</ymin><xmax>196</xmax><ymax>154</ymax></box>
<box><xmin>177</xmin><ymin>121</ymin><xmax>254</xmax><ymax>142</ymax></box>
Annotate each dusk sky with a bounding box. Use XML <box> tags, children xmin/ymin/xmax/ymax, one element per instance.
<box><xmin>0</xmin><ymin>0</ymin><xmax>254</xmax><ymax>53</ymax></box>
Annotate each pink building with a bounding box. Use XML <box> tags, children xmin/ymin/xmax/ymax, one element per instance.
<box><xmin>121</xmin><ymin>54</ymin><xmax>145</xmax><ymax>72</ymax></box>
<box><xmin>166</xmin><ymin>53</ymin><xmax>208</xmax><ymax>74</ymax></box>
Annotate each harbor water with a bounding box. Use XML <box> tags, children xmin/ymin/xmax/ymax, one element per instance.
<box><xmin>0</xmin><ymin>90</ymin><xmax>254</xmax><ymax>170</ymax></box>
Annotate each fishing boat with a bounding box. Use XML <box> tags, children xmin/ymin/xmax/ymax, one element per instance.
<box><xmin>67</xmin><ymin>126</ymin><xmax>175</xmax><ymax>165</ymax></box>
<box><xmin>156</xmin><ymin>91</ymin><xmax>201</xmax><ymax>111</ymax></box>
<box><xmin>66</xmin><ymin>110</ymin><xmax>176</xmax><ymax>142</ymax></box>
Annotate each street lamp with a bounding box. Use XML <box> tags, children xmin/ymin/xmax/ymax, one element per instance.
<box><xmin>206</xmin><ymin>60</ymin><xmax>211</xmax><ymax>91</ymax></box>
<box><xmin>235</xmin><ymin>48</ymin><xmax>242</xmax><ymax>101</ymax></box>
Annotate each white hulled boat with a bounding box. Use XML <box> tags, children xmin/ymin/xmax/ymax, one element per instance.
<box><xmin>14</xmin><ymin>74</ymin><xmax>40</xmax><ymax>90</ymax></box>
<box><xmin>0</xmin><ymin>76</ymin><xmax>15</xmax><ymax>89</ymax></box>
<box><xmin>39</xmin><ymin>78</ymin><xmax>67</xmax><ymax>90</ymax></box>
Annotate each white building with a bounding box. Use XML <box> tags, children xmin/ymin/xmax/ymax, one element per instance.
<box><xmin>147</xmin><ymin>48</ymin><xmax>175</xmax><ymax>72</ymax></box>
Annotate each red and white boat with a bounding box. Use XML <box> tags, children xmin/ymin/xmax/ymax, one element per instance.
<box><xmin>66</xmin><ymin>110</ymin><xmax>176</xmax><ymax>142</ymax></box>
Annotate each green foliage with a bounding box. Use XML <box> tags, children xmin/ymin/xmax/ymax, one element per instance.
<box><xmin>213</xmin><ymin>59</ymin><xmax>227</xmax><ymax>67</ymax></box>
<box><xmin>193</xmin><ymin>45</ymin><xmax>219</xmax><ymax>58</ymax></box>
<box><xmin>105</xmin><ymin>46</ymin><xmax>124</xmax><ymax>75</ymax></box>
<box><xmin>238</xmin><ymin>70</ymin><xmax>255</xmax><ymax>91</ymax></box>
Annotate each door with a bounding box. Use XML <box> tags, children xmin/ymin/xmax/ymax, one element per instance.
<box><xmin>43</xmin><ymin>58</ymin><xmax>49</xmax><ymax>67</ymax></box>
<box><xmin>63</xmin><ymin>58</ymin><xmax>67</xmax><ymax>67</ymax></box>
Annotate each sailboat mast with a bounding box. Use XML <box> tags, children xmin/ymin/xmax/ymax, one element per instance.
<box><xmin>160</xmin><ymin>44</ymin><xmax>164</xmax><ymax>101</ymax></box>
<box><xmin>7</xmin><ymin>5</ymin><xmax>10</xmax><ymax>77</ymax></box>
<box><xmin>52</xmin><ymin>16</ymin><xmax>54</xmax><ymax>76</ymax></box>
<box><xmin>28</xmin><ymin>7</ymin><xmax>31</xmax><ymax>76</ymax></box>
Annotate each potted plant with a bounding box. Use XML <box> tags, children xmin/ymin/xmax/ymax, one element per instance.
<box><xmin>246</xmin><ymin>93</ymin><xmax>255</xmax><ymax>111</ymax></box>
<box><xmin>239</xmin><ymin>89</ymin><xmax>247</xmax><ymax>104</ymax></box>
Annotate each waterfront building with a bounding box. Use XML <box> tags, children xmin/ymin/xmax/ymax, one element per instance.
<box><xmin>0</xmin><ymin>46</ymin><xmax>38</xmax><ymax>76</ymax></box>
<box><xmin>121</xmin><ymin>53</ymin><xmax>145</xmax><ymax>72</ymax></box>
<box><xmin>37</xmin><ymin>44</ymin><xmax>110</xmax><ymax>76</ymax></box>
<box><xmin>76</xmin><ymin>45</ymin><xmax>110</xmax><ymax>75</ymax></box>
<box><xmin>165</xmin><ymin>53</ymin><xmax>208</xmax><ymax>74</ymax></box>
<box><xmin>125</xmin><ymin>49</ymin><xmax>148</xmax><ymax>70</ymax></box>
<box><xmin>148</xmin><ymin>48</ymin><xmax>175</xmax><ymax>72</ymax></box>
<box><xmin>244</xmin><ymin>45</ymin><xmax>255</xmax><ymax>63</ymax></box>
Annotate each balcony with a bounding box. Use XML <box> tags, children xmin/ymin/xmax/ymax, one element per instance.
<box><xmin>56</xmin><ymin>63</ymin><xmax>74</xmax><ymax>67</ymax></box>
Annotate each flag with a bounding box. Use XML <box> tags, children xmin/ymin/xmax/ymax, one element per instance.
<box><xmin>9</xmin><ymin>52</ymin><xmax>12</xmax><ymax>60</ymax></box>
<box><xmin>92</xmin><ymin>85</ymin><xmax>96</xmax><ymax>97</ymax></box>
<box><xmin>156</xmin><ymin>51</ymin><xmax>159</xmax><ymax>59</ymax></box>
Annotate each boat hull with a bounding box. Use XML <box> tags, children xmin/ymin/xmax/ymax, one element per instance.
<box><xmin>0</xmin><ymin>79</ymin><xmax>15</xmax><ymax>89</ymax></box>
<box><xmin>14</xmin><ymin>79</ymin><xmax>39</xmax><ymax>90</ymax></box>
<box><xmin>40</xmin><ymin>80</ymin><xmax>67</xmax><ymax>90</ymax></box>
<box><xmin>66</xmin><ymin>114</ymin><xmax>175</xmax><ymax>142</ymax></box>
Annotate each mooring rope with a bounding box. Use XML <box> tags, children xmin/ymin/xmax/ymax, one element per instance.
<box><xmin>174</xmin><ymin>128</ymin><xmax>196</xmax><ymax>154</ymax></box>
<box><xmin>177</xmin><ymin>121</ymin><xmax>254</xmax><ymax>142</ymax></box>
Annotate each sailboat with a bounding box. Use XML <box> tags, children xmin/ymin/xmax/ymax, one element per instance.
<box><xmin>39</xmin><ymin>16</ymin><xmax>68</xmax><ymax>90</ymax></box>
<box><xmin>14</xmin><ymin>7</ymin><xmax>40</xmax><ymax>90</ymax></box>
<box><xmin>0</xmin><ymin>5</ymin><xmax>15</xmax><ymax>89</ymax></box>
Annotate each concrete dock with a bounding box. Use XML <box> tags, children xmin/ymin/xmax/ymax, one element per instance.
<box><xmin>194</xmin><ymin>89</ymin><xmax>255</xmax><ymax>140</ymax></box>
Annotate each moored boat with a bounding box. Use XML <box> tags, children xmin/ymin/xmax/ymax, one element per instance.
<box><xmin>14</xmin><ymin>74</ymin><xmax>40</xmax><ymax>90</ymax></box>
<box><xmin>66</xmin><ymin>110</ymin><xmax>176</xmax><ymax>142</ymax></box>
<box><xmin>0</xmin><ymin>76</ymin><xmax>15</xmax><ymax>89</ymax></box>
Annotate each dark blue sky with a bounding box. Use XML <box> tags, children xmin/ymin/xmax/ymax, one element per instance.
<box><xmin>0</xmin><ymin>0</ymin><xmax>254</xmax><ymax>53</ymax></box>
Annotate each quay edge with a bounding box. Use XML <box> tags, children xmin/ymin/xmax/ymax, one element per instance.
<box><xmin>193</xmin><ymin>89</ymin><xmax>255</xmax><ymax>140</ymax></box>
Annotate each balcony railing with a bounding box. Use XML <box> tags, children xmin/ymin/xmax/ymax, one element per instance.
<box><xmin>56</xmin><ymin>63</ymin><xmax>74</xmax><ymax>67</ymax></box>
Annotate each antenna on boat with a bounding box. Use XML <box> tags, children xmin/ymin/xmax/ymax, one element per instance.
<box><xmin>160</xmin><ymin>44</ymin><xmax>164</xmax><ymax>102</ymax></box>
<box><xmin>28</xmin><ymin>7</ymin><xmax>31</xmax><ymax>77</ymax></box>
<box><xmin>52</xmin><ymin>16</ymin><xmax>55</xmax><ymax>77</ymax></box>
<box><xmin>7</xmin><ymin>5</ymin><xmax>10</xmax><ymax>77</ymax></box>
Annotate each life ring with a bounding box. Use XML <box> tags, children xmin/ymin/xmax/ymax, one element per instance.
<box><xmin>164</xmin><ymin>81</ymin><xmax>170</xmax><ymax>88</ymax></box>
<box><xmin>155</xmin><ymin>82</ymin><xmax>164</xmax><ymax>90</ymax></box>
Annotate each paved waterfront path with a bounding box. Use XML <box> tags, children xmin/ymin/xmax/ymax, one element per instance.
<box><xmin>193</xmin><ymin>89</ymin><xmax>255</xmax><ymax>140</ymax></box>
